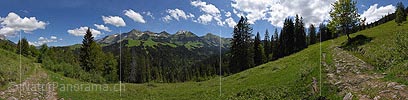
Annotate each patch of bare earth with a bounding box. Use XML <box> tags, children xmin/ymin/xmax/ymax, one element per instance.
<box><xmin>0</xmin><ymin>66</ymin><xmax>59</xmax><ymax>100</ymax></box>
<box><xmin>324</xmin><ymin>46</ymin><xmax>408</xmax><ymax>100</ymax></box>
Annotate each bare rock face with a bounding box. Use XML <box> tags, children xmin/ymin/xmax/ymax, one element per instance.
<box><xmin>343</xmin><ymin>92</ymin><xmax>353</xmax><ymax>100</ymax></box>
<box><xmin>0</xmin><ymin>35</ymin><xmax>5</xmax><ymax>40</ymax></box>
<box><xmin>7</xmin><ymin>96</ymin><xmax>17</xmax><ymax>100</ymax></box>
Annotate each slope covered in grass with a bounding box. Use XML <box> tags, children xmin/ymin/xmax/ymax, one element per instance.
<box><xmin>53</xmin><ymin>19</ymin><xmax>408</xmax><ymax>99</ymax></box>
<box><xmin>1</xmin><ymin>18</ymin><xmax>406</xmax><ymax>99</ymax></box>
<box><xmin>336</xmin><ymin>19</ymin><xmax>408</xmax><ymax>85</ymax></box>
<box><xmin>0</xmin><ymin>49</ymin><xmax>37</xmax><ymax>90</ymax></box>
<box><xmin>49</xmin><ymin>32</ymin><xmax>334</xmax><ymax>99</ymax></box>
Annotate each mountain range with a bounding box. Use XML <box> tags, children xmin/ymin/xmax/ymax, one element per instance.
<box><xmin>97</xmin><ymin>29</ymin><xmax>230</xmax><ymax>50</ymax></box>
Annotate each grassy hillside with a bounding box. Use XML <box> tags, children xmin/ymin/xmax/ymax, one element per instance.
<box><xmin>336</xmin><ymin>19</ymin><xmax>408</xmax><ymax>85</ymax></box>
<box><xmin>52</xmin><ymin>19</ymin><xmax>407</xmax><ymax>99</ymax></box>
<box><xmin>1</xmin><ymin>18</ymin><xmax>406</xmax><ymax>99</ymax></box>
<box><xmin>49</xmin><ymin>32</ymin><xmax>334</xmax><ymax>99</ymax></box>
<box><xmin>0</xmin><ymin>49</ymin><xmax>37</xmax><ymax>90</ymax></box>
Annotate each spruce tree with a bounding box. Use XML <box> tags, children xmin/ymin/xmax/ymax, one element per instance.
<box><xmin>254</xmin><ymin>32</ymin><xmax>264</xmax><ymax>66</ymax></box>
<box><xmin>230</xmin><ymin>16</ymin><xmax>254</xmax><ymax>72</ymax></box>
<box><xmin>263</xmin><ymin>29</ymin><xmax>271</xmax><ymax>60</ymax></box>
<box><xmin>309</xmin><ymin>24</ymin><xmax>316</xmax><ymax>45</ymax></box>
<box><xmin>37</xmin><ymin>44</ymin><xmax>48</xmax><ymax>63</ymax></box>
<box><xmin>396</xmin><ymin>2</ymin><xmax>406</xmax><ymax>25</ymax></box>
<box><xmin>16</xmin><ymin>38</ymin><xmax>30</xmax><ymax>57</ymax></box>
<box><xmin>279</xmin><ymin>18</ymin><xmax>295</xmax><ymax>57</ymax></box>
<box><xmin>80</xmin><ymin>28</ymin><xmax>94</xmax><ymax>72</ymax></box>
<box><xmin>272</xmin><ymin>29</ymin><xmax>279</xmax><ymax>60</ymax></box>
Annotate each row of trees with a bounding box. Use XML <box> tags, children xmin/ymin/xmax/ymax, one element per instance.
<box><xmin>230</xmin><ymin>15</ymin><xmax>322</xmax><ymax>73</ymax></box>
<box><xmin>35</xmin><ymin>28</ymin><xmax>118</xmax><ymax>83</ymax></box>
<box><xmin>396</xmin><ymin>2</ymin><xmax>407</xmax><ymax>25</ymax></box>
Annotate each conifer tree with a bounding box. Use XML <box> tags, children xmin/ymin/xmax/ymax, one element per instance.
<box><xmin>254</xmin><ymin>32</ymin><xmax>265</xmax><ymax>65</ymax></box>
<box><xmin>80</xmin><ymin>28</ymin><xmax>94</xmax><ymax>72</ymax></box>
<box><xmin>309</xmin><ymin>24</ymin><xmax>317</xmax><ymax>45</ymax></box>
<box><xmin>396</xmin><ymin>2</ymin><xmax>406</xmax><ymax>25</ymax></box>
<box><xmin>16</xmin><ymin>38</ymin><xmax>30</xmax><ymax>57</ymax></box>
<box><xmin>230</xmin><ymin>16</ymin><xmax>254</xmax><ymax>72</ymax></box>
<box><xmin>263</xmin><ymin>29</ymin><xmax>271</xmax><ymax>60</ymax></box>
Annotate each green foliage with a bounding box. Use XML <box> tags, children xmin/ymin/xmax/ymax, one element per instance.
<box><xmin>0</xmin><ymin>48</ymin><xmax>36</xmax><ymax>90</ymax></box>
<box><xmin>37</xmin><ymin>44</ymin><xmax>48</xmax><ymax>63</ymax></box>
<box><xmin>277</xmin><ymin>17</ymin><xmax>308</xmax><ymax>58</ymax></box>
<box><xmin>294</xmin><ymin>15</ymin><xmax>307</xmax><ymax>51</ymax></box>
<box><xmin>271</xmin><ymin>28</ymin><xmax>279</xmax><ymax>60</ymax></box>
<box><xmin>254</xmin><ymin>32</ymin><xmax>266</xmax><ymax>66</ymax></box>
<box><xmin>395</xmin><ymin>2</ymin><xmax>406</xmax><ymax>25</ymax></box>
<box><xmin>329</xmin><ymin>0</ymin><xmax>360</xmax><ymax>40</ymax></box>
<box><xmin>308</xmin><ymin>24</ymin><xmax>317</xmax><ymax>45</ymax></box>
<box><xmin>263</xmin><ymin>29</ymin><xmax>271</xmax><ymax>60</ymax></box>
<box><xmin>318</xmin><ymin>23</ymin><xmax>333</xmax><ymax>42</ymax></box>
<box><xmin>0</xmin><ymin>40</ymin><xmax>16</xmax><ymax>52</ymax></box>
<box><xmin>230</xmin><ymin>16</ymin><xmax>254</xmax><ymax>73</ymax></box>
<box><xmin>16</xmin><ymin>38</ymin><xmax>38</xmax><ymax>57</ymax></box>
<box><xmin>80</xmin><ymin>28</ymin><xmax>95</xmax><ymax>72</ymax></box>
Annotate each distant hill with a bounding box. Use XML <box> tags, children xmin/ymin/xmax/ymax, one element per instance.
<box><xmin>97</xmin><ymin>29</ymin><xmax>230</xmax><ymax>49</ymax></box>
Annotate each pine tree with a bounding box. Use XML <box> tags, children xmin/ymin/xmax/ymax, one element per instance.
<box><xmin>230</xmin><ymin>16</ymin><xmax>254</xmax><ymax>72</ymax></box>
<box><xmin>329</xmin><ymin>0</ymin><xmax>360</xmax><ymax>41</ymax></box>
<box><xmin>103</xmin><ymin>52</ymin><xmax>118</xmax><ymax>82</ymax></box>
<box><xmin>37</xmin><ymin>44</ymin><xmax>48</xmax><ymax>63</ymax></box>
<box><xmin>272</xmin><ymin>29</ymin><xmax>279</xmax><ymax>60</ymax></box>
<box><xmin>309</xmin><ymin>24</ymin><xmax>316</xmax><ymax>45</ymax></box>
<box><xmin>396</xmin><ymin>2</ymin><xmax>406</xmax><ymax>25</ymax></box>
<box><xmin>279</xmin><ymin>18</ymin><xmax>295</xmax><ymax>57</ymax></box>
<box><xmin>263</xmin><ymin>29</ymin><xmax>271</xmax><ymax>60</ymax></box>
<box><xmin>254</xmin><ymin>32</ymin><xmax>265</xmax><ymax>66</ymax></box>
<box><xmin>80</xmin><ymin>28</ymin><xmax>94</xmax><ymax>72</ymax></box>
<box><xmin>16</xmin><ymin>38</ymin><xmax>30</xmax><ymax>57</ymax></box>
<box><xmin>293</xmin><ymin>15</ymin><xmax>306</xmax><ymax>51</ymax></box>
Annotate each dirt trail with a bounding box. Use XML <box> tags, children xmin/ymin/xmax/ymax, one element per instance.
<box><xmin>325</xmin><ymin>45</ymin><xmax>408</xmax><ymax>100</ymax></box>
<box><xmin>0</xmin><ymin>66</ymin><xmax>58</xmax><ymax>100</ymax></box>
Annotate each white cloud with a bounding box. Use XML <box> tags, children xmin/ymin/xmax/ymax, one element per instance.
<box><xmin>67</xmin><ymin>26</ymin><xmax>102</xmax><ymax>37</ymax></box>
<box><xmin>102</xmin><ymin>16</ymin><xmax>126</xmax><ymax>27</ymax></box>
<box><xmin>124</xmin><ymin>9</ymin><xmax>146</xmax><ymax>23</ymax></box>
<box><xmin>197</xmin><ymin>14</ymin><xmax>213</xmax><ymax>24</ymax></box>
<box><xmin>231</xmin><ymin>0</ymin><xmax>336</xmax><ymax>27</ymax></box>
<box><xmin>191</xmin><ymin>0</ymin><xmax>221</xmax><ymax>15</ymax></box>
<box><xmin>360</xmin><ymin>4</ymin><xmax>396</xmax><ymax>24</ymax></box>
<box><xmin>50</xmin><ymin>36</ymin><xmax>57</xmax><ymax>40</ymax></box>
<box><xmin>143</xmin><ymin>11</ymin><xmax>154</xmax><ymax>19</ymax></box>
<box><xmin>30</xmin><ymin>36</ymin><xmax>60</xmax><ymax>46</ymax></box>
<box><xmin>162</xmin><ymin>8</ymin><xmax>194</xmax><ymax>22</ymax></box>
<box><xmin>0</xmin><ymin>12</ymin><xmax>47</xmax><ymax>36</ymax></box>
<box><xmin>225</xmin><ymin>12</ymin><xmax>232</xmax><ymax>17</ymax></box>
<box><xmin>225</xmin><ymin>17</ymin><xmax>237</xmax><ymax>28</ymax></box>
<box><xmin>94</xmin><ymin>24</ymin><xmax>111</xmax><ymax>32</ymax></box>
<box><xmin>191</xmin><ymin>0</ymin><xmax>223</xmax><ymax>26</ymax></box>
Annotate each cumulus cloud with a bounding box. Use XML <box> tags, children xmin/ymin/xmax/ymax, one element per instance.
<box><xmin>94</xmin><ymin>24</ymin><xmax>111</xmax><ymax>32</ymax></box>
<box><xmin>225</xmin><ymin>17</ymin><xmax>237</xmax><ymax>28</ymax></box>
<box><xmin>231</xmin><ymin>0</ymin><xmax>336</xmax><ymax>27</ymax></box>
<box><xmin>102</xmin><ymin>16</ymin><xmax>126</xmax><ymax>27</ymax></box>
<box><xmin>67</xmin><ymin>26</ymin><xmax>101</xmax><ymax>37</ymax></box>
<box><xmin>360</xmin><ymin>4</ymin><xmax>396</xmax><ymax>24</ymax></box>
<box><xmin>143</xmin><ymin>11</ymin><xmax>154</xmax><ymax>19</ymax></box>
<box><xmin>225</xmin><ymin>12</ymin><xmax>232</xmax><ymax>17</ymax></box>
<box><xmin>191</xmin><ymin>0</ymin><xmax>223</xmax><ymax>26</ymax></box>
<box><xmin>197</xmin><ymin>14</ymin><xmax>213</xmax><ymax>24</ymax></box>
<box><xmin>162</xmin><ymin>8</ymin><xmax>194</xmax><ymax>22</ymax></box>
<box><xmin>30</xmin><ymin>36</ymin><xmax>60</xmax><ymax>46</ymax></box>
<box><xmin>124</xmin><ymin>9</ymin><xmax>146</xmax><ymax>23</ymax></box>
<box><xmin>0</xmin><ymin>12</ymin><xmax>47</xmax><ymax>36</ymax></box>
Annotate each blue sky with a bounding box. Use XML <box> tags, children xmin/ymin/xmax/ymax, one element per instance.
<box><xmin>0</xmin><ymin>0</ymin><xmax>406</xmax><ymax>46</ymax></box>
